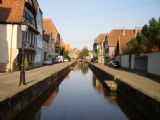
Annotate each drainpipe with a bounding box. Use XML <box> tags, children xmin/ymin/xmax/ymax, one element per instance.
<box><xmin>9</xmin><ymin>24</ymin><xmax>14</xmax><ymax>72</ymax></box>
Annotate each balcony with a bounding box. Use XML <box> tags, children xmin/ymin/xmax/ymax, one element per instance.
<box><xmin>25</xmin><ymin>0</ymin><xmax>33</xmax><ymax>5</ymax></box>
<box><xmin>25</xmin><ymin>0</ymin><xmax>37</xmax><ymax>15</ymax></box>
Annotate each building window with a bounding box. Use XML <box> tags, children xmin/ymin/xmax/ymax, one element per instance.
<box><xmin>25</xmin><ymin>31</ymin><xmax>36</xmax><ymax>48</ymax></box>
<box><xmin>27</xmin><ymin>53</ymin><xmax>33</xmax><ymax>63</ymax></box>
<box><xmin>31</xmin><ymin>33</ymin><xmax>35</xmax><ymax>46</ymax></box>
<box><xmin>29</xmin><ymin>31</ymin><xmax>32</xmax><ymax>44</ymax></box>
<box><xmin>24</xmin><ymin>7</ymin><xmax>35</xmax><ymax>26</ymax></box>
<box><xmin>29</xmin><ymin>0</ymin><xmax>33</xmax><ymax>6</ymax></box>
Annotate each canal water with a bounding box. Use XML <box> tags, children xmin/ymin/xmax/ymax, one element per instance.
<box><xmin>15</xmin><ymin>63</ymin><xmax>147</xmax><ymax>120</ymax></box>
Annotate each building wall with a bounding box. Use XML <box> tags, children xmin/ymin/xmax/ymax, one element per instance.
<box><xmin>42</xmin><ymin>40</ymin><xmax>48</xmax><ymax>61</ymax></box>
<box><xmin>98</xmin><ymin>55</ymin><xmax>104</xmax><ymax>64</ymax></box>
<box><xmin>131</xmin><ymin>54</ymin><xmax>135</xmax><ymax>70</ymax></box>
<box><xmin>134</xmin><ymin>56</ymin><xmax>148</xmax><ymax>72</ymax></box>
<box><xmin>119</xmin><ymin>52</ymin><xmax>160</xmax><ymax>77</ymax></box>
<box><xmin>34</xmin><ymin>9</ymin><xmax>43</xmax><ymax>67</ymax></box>
<box><xmin>109</xmin><ymin>47</ymin><xmax>115</xmax><ymax>57</ymax></box>
<box><xmin>48</xmin><ymin>37</ymin><xmax>55</xmax><ymax>59</ymax></box>
<box><xmin>0</xmin><ymin>24</ymin><xmax>19</xmax><ymax>72</ymax></box>
<box><xmin>120</xmin><ymin>55</ymin><xmax>129</xmax><ymax>69</ymax></box>
<box><xmin>42</xmin><ymin>36</ymin><xmax>55</xmax><ymax>61</ymax></box>
<box><xmin>96</xmin><ymin>43</ymin><xmax>105</xmax><ymax>64</ymax></box>
<box><xmin>147</xmin><ymin>52</ymin><xmax>160</xmax><ymax>76</ymax></box>
<box><xmin>34</xmin><ymin>35</ymin><xmax>43</xmax><ymax>67</ymax></box>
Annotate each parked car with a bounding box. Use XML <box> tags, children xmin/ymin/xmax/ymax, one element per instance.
<box><xmin>64</xmin><ymin>58</ymin><xmax>69</xmax><ymax>62</ymax></box>
<box><xmin>57</xmin><ymin>56</ymin><xmax>64</xmax><ymax>63</ymax></box>
<box><xmin>43</xmin><ymin>60</ymin><xmax>52</xmax><ymax>65</ymax></box>
<box><xmin>52</xmin><ymin>58</ymin><xmax>59</xmax><ymax>64</ymax></box>
<box><xmin>108</xmin><ymin>59</ymin><xmax>119</xmax><ymax>68</ymax></box>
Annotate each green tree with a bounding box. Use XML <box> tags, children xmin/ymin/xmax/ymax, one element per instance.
<box><xmin>141</xmin><ymin>17</ymin><xmax>160</xmax><ymax>52</ymax></box>
<box><xmin>63</xmin><ymin>50</ymin><xmax>69</xmax><ymax>58</ymax></box>
<box><xmin>126</xmin><ymin>17</ymin><xmax>160</xmax><ymax>54</ymax></box>
<box><xmin>126</xmin><ymin>33</ymin><xmax>145</xmax><ymax>55</ymax></box>
<box><xmin>60</xmin><ymin>47</ymin><xmax>69</xmax><ymax>58</ymax></box>
<box><xmin>60</xmin><ymin>47</ymin><xmax>64</xmax><ymax>55</ymax></box>
<box><xmin>80</xmin><ymin>47</ymin><xmax>89</xmax><ymax>58</ymax></box>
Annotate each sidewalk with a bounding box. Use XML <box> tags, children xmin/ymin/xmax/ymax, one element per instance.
<box><xmin>0</xmin><ymin>61</ymin><xmax>75</xmax><ymax>102</ymax></box>
<box><xmin>92</xmin><ymin>63</ymin><xmax>160</xmax><ymax>103</ymax></box>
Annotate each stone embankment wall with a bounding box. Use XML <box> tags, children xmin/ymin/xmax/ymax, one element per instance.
<box><xmin>88</xmin><ymin>62</ymin><xmax>160</xmax><ymax>120</ymax></box>
<box><xmin>0</xmin><ymin>62</ymin><xmax>75</xmax><ymax>120</ymax></box>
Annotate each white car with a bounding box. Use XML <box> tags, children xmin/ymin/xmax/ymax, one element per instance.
<box><xmin>64</xmin><ymin>58</ymin><xmax>69</xmax><ymax>62</ymax></box>
<box><xmin>57</xmin><ymin>56</ymin><xmax>64</xmax><ymax>62</ymax></box>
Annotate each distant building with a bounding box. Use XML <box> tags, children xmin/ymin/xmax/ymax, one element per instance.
<box><xmin>0</xmin><ymin>0</ymin><xmax>40</xmax><ymax>72</ymax></box>
<box><xmin>43</xmin><ymin>19</ymin><xmax>56</xmax><ymax>61</ymax></box>
<box><xmin>93</xmin><ymin>34</ymin><xmax>106</xmax><ymax>64</ymax></box>
<box><xmin>43</xmin><ymin>89</ymin><xmax>58</xmax><ymax>107</ymax></box>
<box><xmin>43</xmin><ymin>19</ymin><xmax>61</xmax><ymax>57</ymax></box>
<box><xmin>64</xmin><ymin>44</ymin><xmax>72</xmax><ymax>53</ymax></box>
<box><xmin>104</xmin><ymin>28</ymin><xmax>140</xmax><ymax>64</ymax></box>
<box><xmin>69</xmin><ymin>48</ymin><xmax>80</xmax><ymax>59</ymax></box>
<box><xmin>60</xmin><ymin>37</ymin><xmax>65</xmax><ymax>49</ymax></box>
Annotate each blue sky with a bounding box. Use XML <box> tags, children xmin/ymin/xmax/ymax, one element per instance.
<box><xmin>38</xmin><ymin>0</ymin><xmax>160</xmax><ymax>50</ymax></box>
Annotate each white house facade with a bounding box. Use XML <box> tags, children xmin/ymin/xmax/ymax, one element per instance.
<box><xmin>0</xmin><ymin>24</ymin><xmax>20</xmax><ymax>72</ymax></box>
<box><xmin>0</xmin><ymin>0</ymin><xmax>40</xmax><ymax>72</ymax></box>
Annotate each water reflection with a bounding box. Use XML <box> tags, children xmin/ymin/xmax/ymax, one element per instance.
<box><xmin>14</xmin><ymin>75</ymin><xmax>62</xmax><ymax>120</ymax></box>
<box><xmin>78</xmin><ymin>62</ymin><xmax>89</xmax><ymax>75</ymax></box>
<box><xmin>64</xmin><ymin>72</ymin><xmax>71</xmax><ymax>80</ymax></box>
<box><xmin>73</xmin><ymin>63</ymin><xmax>80</xmax><ymax>71</ymax></box>
<box><xmin>92</xmin><ymin>74</ymin><xmax>117</xmax><ymax>105</ymax></box>
<box><xmin>43</xmin><ymin>88</ymin><xmax>58</xmax><ymax>107</ymax></box>
<box><xmin>14</xmin><ymin>63</ymin><xmax>147</xmax><ymax>120</ymax></box>
<box><xmin>92</xmin><ymin>66</ymin><xmax>147</xmax><ymax>120</ymax></box>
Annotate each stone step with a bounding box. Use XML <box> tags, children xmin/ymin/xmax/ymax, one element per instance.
<box><xmin>104</xmin><ymin>81</ymin><xmax>117</xmax><ymax>91</ymax></box>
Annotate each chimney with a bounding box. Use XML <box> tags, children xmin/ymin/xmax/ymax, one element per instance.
<box><xmin>123</xmin><ymin>27</ymin><xmax>125</xmax><ymax>36</ymax></box>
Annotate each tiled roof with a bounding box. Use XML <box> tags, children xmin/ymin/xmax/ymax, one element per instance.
<box><xmin>0</xmin><ymin>0</ymin><xmax>25</xmax><ymax>23</ymax></box>
<box><xmin>60</xmin><ymin>37</ymin><xmax>64</xmax><ymax>45</ymax></box>
<box><xmin>119</xmin><ymin>30</ymin><xmax>137</xmax><ymax>54</ymax></box>
<box><xmin>108</xmin><ymin>29</ymin><xmax>140</xmax><ymax>54</ymax></box>
<box><xmin>94</xmin><ymin>34</ymin><xmax>106</xmax><ymax>44</ymax></box>
<box><xmin>43</xmin><ymin>19</ymin><xmax>59</xmax><ymax>43</ymax></box>
<box><xmin>60</xmin><ymin>38</ymin><xmax>65</xmax><ymax>48</ymax></box>
<box><xmin>107</xmin><ymin>30</ymin><xmax>120</xmax><ymax>47</ymax></box>
<box><xmin>64</xmin><ymin>44</ymin><xmax>72</xmax><ymax>52</ymax></box>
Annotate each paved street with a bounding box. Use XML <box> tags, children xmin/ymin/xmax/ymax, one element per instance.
<box><xmin>91</xmin><ymin>63</ymin><xmax>160</xmax><ymax>102</ymax></box>
<box><xmin>0</xmin><ymin>61</ymin><xmax>75</xmax><ymax>102</ymax></box>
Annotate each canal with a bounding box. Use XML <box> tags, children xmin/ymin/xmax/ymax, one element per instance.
<box><xmin>14</xmin><ymin>62</ymin><xmax>147</xmax><ymax>120</ymax></box>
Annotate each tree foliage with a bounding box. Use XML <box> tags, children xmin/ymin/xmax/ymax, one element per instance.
<box><xmin>60</xmin><ymin>47</ymin><xmax>69</xmax><ymax>58</ymax></box>
<box><xmin>79</xmin><ymin>47</ymin><xmax>89</xmax><ymax>58</ymax></box>
<box><xmin>126</xmin><ymin>33</ymin><xmax>145</xmax><ymax>55</ymax></box>
<box><xmin>126</xmin><ymin>17</ymin><xmax>160</xmax><ymax>55</ymax></box>
<box><xmin>63</xmin><ymin>50</ymin><xmax>69</xmax><ymax>58</ymax></box>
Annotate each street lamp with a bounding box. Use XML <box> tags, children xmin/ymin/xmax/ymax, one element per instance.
<box><xmin>19</xmin><ymin>24</ymin><xmax>28</xmax><ymax>86</ymax></box>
